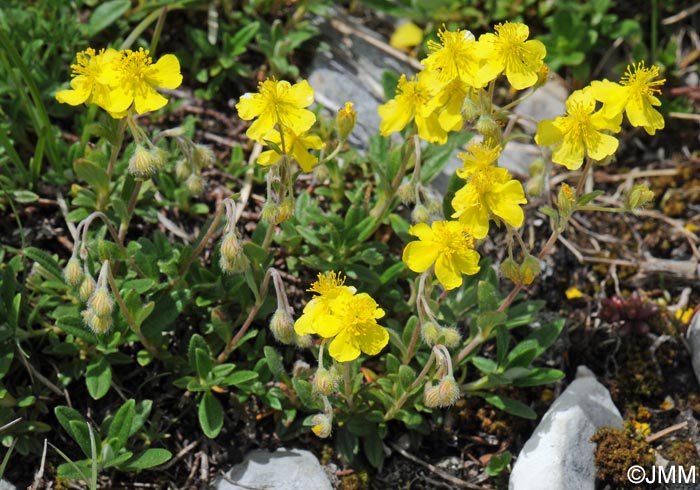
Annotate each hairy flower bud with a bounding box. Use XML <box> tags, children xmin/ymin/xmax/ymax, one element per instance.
<box><xmin>441</xmin><ymin>327</ymin><xmax>462</xmax><ymax>349</ymax></box>
<box><xmin>500</xmin><ymin>257</ymin><xmax>521</xmax><ymax>284</ymax></box>
<box><xmin>278</xmin><ymin>197</ymin><xmax>295</xmax><ymax>224</ymax></box>
<box><xmin>128</xmin><ymin>145</ymin><xmax>157</xmax><ymax>178</ymax></box>
<box><xmin>313</xmin><ymin>368</ymin><xmax>337</xmax><ymax>396</ymax></box>
<box><xmin>411</xmin><ymin>204</ymin><xmax>431</xmax><ymax>224</ymax></box>
<box><xmin>421</xmin><ymin>321</ymin><xmax>442</xmax><ymax>346</ymax></box>
<box><xmin>311</xmin><ymin>414</ymin><xmax>332</xmax><ymax>438</ymax></box>
<box><xmin>88</xmin><ymin>287</ymin><xmax>113</xmax><ymax>318</ymax></box>
<box><xmin>81</xmin><ymin>307</ymin><xmax>112</xmax><ymax>335</ymax></box>
<box><xmin>260</xmin><ymin>202</ymin><xmax>280</xmax><ymax>224</ymax></box>
<box><xmin>185</xmin><ymin>174</ymin><xmax>204</xmax><ymax>195</ymax></box>
<box><xmin>436</xmin><ymin>375</ymin><xmax>460</xmax><ymax>406</ymax></box>
<box><xmin>535</xmin><ymin>64</ymin><xmax>550</xmax><ymax>88</ymax></box>
<box><xmin>474</xmin><ymin>115</ymin><xmax>500</xmax><ymax>140</ymax></box>
<box><xmin>294</xmin><ymin>334</ymin><xmax>313</xmax><ymax>349</ymax></box>
<box><xmin>526</xmin><ymin>174</ymin><xmax>545</xmax><ymax>197</ymax></box>
<box><xmin>557</xmin><ymin>183</ymin><xmax>576</xmax><ymax>219</ymax></box>
<box><xmin>528</xmin><ymin>158</ymin><xmax>545</xmax><ymax>177</ymax></box>
<box><xmin>175</xmin><ymin>159</ymin><xmax>191</xmax><ymax>182</ymax></box>
<box><xmin>79</xmin><ymin>274</ymin><xmax>96</xmax><ymax>303</ymax></box>
<box><xmin>625</xmin><ymin>184</ymin><xmax>654</xmax><ymax>210</ymax></box>
<box><xmin>397</xmin><ymin>183</ymin><xmax>415</xmax><ymax>204</ymax></box>
<box><xmin>269</xmin><ymin>308</ymin><xmax>295</xmax><ymax>344</ymax></box>
<box><xmin>150</xmin><ymin>147</ymin><xmax>168</xmax><ymax>170</ymax></box>
<box><xmin>461</xmin><ymin>97</ymin><xmax>479</xmax><ymax>124</ymax></box>
<box><xmin>193</xmin><ymin>144</ymin><xmax>216</xmax><ymax>168</ymax></box>
<box><xmin>64</xmin><ymin>258</ymin><xmax>83</xmax><ymax>288</ymax></box>
<box><xmin>423</xmin><ymin>384</ymin><xmax>440</xmax><ymax>408</ymax></box>
<box><xmin>519</xmin><ymin>254</ymin><xmax>541</xmax><ymax>286</ymax></box>
<box><xmin>336</xmin><ymin>102</ymin><xmax>357</xmax><ymax>141</ymax></box>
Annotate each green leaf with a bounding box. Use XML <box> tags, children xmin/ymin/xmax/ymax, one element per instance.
<box><xmin>398</xmin><ymin>365</ymin><xmax>416</xmax><ymax>391</ymax></box>
<box><xmin>121</xmin><ymin>448</ymin><xmax>172</xmax><ymax>471</ymax></box>
<box><xmin>107</xmin><ymin>399</ymin><xmax>135</xmax><ymax>453</ymax></box>
<box><xmin>479</xmin><ymin>393</ymin><xmax>536</xmax><ymax>419</ymax></box>
<box><xmin>264</xmin><ymin>346</ymin><xmax>290</xmax><ymax>384</ymax></box>
<box><xmin>512</xmin><ymin>368</ymin><xmax>565</xmax><ymax>387</ymax></box>
<box><xmin>363</xmin><ymin>432</ymin><xmax>384</xmax><ymax>468</ymax></box>
<box><xmin>477</xmin><ymin>280</ymin><xmax>499</xmax><ymax>312</ymax></box>
<box><xmin>504</xmin><ymin>340</ymin><xmax>538</xmax><ymax>368</ymax></box>
<box><xmin>55</xmin><ymin>406</ymin><xmax>91</xmax><ymax>458</ymax></box>
<box><xmin>577</xmin><ymin>190</ymin><xmax>604</xmax><ymax>206</ymax></box>
<box><xmin>477</xmin><ymin>311</ymin><xmax>507</xmax><ymax>333</ymax></box>
<box><xmin>381</xmin><ymin>70</ymin><xmax>401</xmax><ymax>100</ymax></box>
<box><xmin>485</xmin><ymin>451</ymin><xmax>512</xmax><ymax>476</ymax></box>
<box><xmin>220</xmin><ymin>370</ymin><xmax>258</xmax><ymax>386</ymax></box>
<box><xmin>292</xmin><ymin>378</ymin><xmax>321</xmax><ymax>410</ymax></box>
<box><xmin>24</xmin><ymin>247</ymin><xmax>63</xmax><ymax>282</ymax></box>
<box><xmin>87</xmin><ymin>0</ymin><xmax>130</xmax><ymax>37</ymax></box>
<box><xmin>74</xmin><ymin>158</ymin><xmax>109</xmax><ymax>194</ymax></box>
<box><xmin>188</xmin><ymin>334</ymin><xmax>209</xmax><ymax>373</ymax></box>
<box><xmin>199</xmin><ymin>392</ymin><xmax>224</xmax><ymax>439</ymax></box>
<box><xmin>85</xmin><ymin>357</ymin><xmax>112</xmax><ymax>400</ymax></box>
<box><xmin>195</xmin><ymin>348</ymin><xmax>213</xmax><ymax>379</ymax></box>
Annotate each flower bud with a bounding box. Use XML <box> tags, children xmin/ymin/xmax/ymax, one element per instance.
<box><xmin>150</xmin><ymin>147</ymin><xmax>168</xmax><ymax>170</ymax></box>
<box><xmin>175</xmin><ymin>159</ymin><xmax>191</xmax><ymax>182</ymax></box>
<box><xmin>411</xmin><ymin>204</ymin><xmax>430</xmax><ymax>224</ymax></box>
<box><xmin>441</xmin><ymin>327</ymin><xmax>462</xmax><ymax>349</ymax></box>
<box><xmin>88</xmin><ymin>288</ymin><xmax>113</xmax><ymax>318</ymax></box>
<box><xmin>336</xmin><ymin>102</ymin><xmax>357</xmax><ymax>141</ymax></box>
<box><xmin>535</xmin><ymin>64</ymin><xmax>550</xmax><ymax>88</ymax></box>
<box><xmin>64</xmin><ymin>258</ymin><xmax>83</xmax><ymax>288</ymax></box>
<box><xmin>128</xmin><ymin>145</ymin><xmax>157</xmax><ymax>178</ymax></box>
<box><xmin>474</xmin><ymin>115</ymin><xmax>500</xmax><ymax>140</ymax></box>
<box><xmin>193</xmin><ymin>144</ymin><xmax>216</xmax><ymax>168</ymax></box>
<box><xmin>519</xmin><ymin>254</ymin><xmax>541</xmax><ymax>286</ymax></box>
<box><xmin>436</xmin><ymin>375</ymin><xmax>460</xmax><ymax>406</ymax></box>
<box><xmin>294</xmin><ymin>334</ymin><xmax>313</xmax><ymax>349</ymax></box>
<box><xmin>461</xmin><ymin>97</ymin><xmax>479</xmax><ymax>124</ymax></box>
<box><xmin>313</xmin><ymin>164</ymin><xmax>329</xmax><ymax>182</ymax></box>
<box><xmin>397</xmin><ymin>183</ymin><xmax>415</xmax><ymax>204</ymax></box>
<box><xmin>426</xmin><ymin>198</ymin><xmax>442</xmax><ymax>215</ymax></box>
<box><xmin>500</xmin><ymin>257</ymin><xmax>521</xmax><ymax>284</ymax></box>
<box><xmin>220</xmin><ymin>232</ymin><xmax>242</xmax><ymax>261</ymax></box>
<box><xmin>423</xmin><ymin>384</ymin><xmax>440</xmax><ymax>408</ymax></box>
<box><xmin>557</xmin><ymin>183</ymin><xmax>576</xmax><ymax>219</ymax></box>
<box><xmin>311</xmin><ymin>414</ymin><xmax>332</xmax><ymax>438</ymax></box>
<box><xmin>81</xmin><ymin>307</ymin><xmax>112</xmax><ymax>335</ymax></box>
<box><xmin>185</xmin><ymin>174</ymin><xmax>204</xmax><ymax>195</ymax></box>
<box><xmin>421</xmin><ymin>321</ymin><xmax>442</xmax><ymax>346</ymax></box>
<box><xmin>269</xmin><ymin>308</ymin><xmax>295</xmax><ymax>344</ymax></box>
<box><xmin>260</xmin><ymin>202</ymin><xmax>280</xmax><ymax>224</ymax></box>
<box><xmin>625</xmin><ymin>184</ymin><xmax>654</xmax><ymax>210</ymax></box>
<box><xmin>528</xmin><ymin>158</ymin><xmax>545</xmax><ymax>177</ymax></box>
<box><xmin>313</xmin><ymin>368</ymin><xmax>337</xmax><ymax>396</ymax></box>
<box><xmin>526</xmin><ymin>174</ymin><xmax>545</xmax><ymax>197</ymax></box>
<box><xmin>79</xmin><ymin>274</ymin><xmax>96</xmax><ymax>303</ymax></box>
<box><xmin>277</xmin><ymin>197</ymin><xmax>295</xmax><ymax>224</ymax></box>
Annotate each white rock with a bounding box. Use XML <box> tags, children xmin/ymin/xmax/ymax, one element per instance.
<box><xmin>686</xmin><ymin>311</ymin><xmax>700</xmax><ymax>385</ymax></box>
<box><xmin>214</xmin><ymin>448</ymin><xmax>332</xmax><ymax>490</ymax></box>
<box><xmin>509</xmin><ymin>366</ymin><xmax>623</xmax><ymax>490</ymax></box>
<box><xmin>0</xmin><ymin>480</ymin><xmax>16</xmax><ymax>490</ymax></box>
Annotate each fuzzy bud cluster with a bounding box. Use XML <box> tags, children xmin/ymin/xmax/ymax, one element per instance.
<box><xmin>269</xmin><ymin>308</ymin><xmax>295</xmax><ymax>344</ymax></box>
<box><xmin>219</xmin><ymin>232</ymin><xmax>248</xmax><ymax>274</ymax></box>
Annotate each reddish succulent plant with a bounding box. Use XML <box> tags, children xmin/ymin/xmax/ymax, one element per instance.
<box><xmin>599</xmin><ymin>292</ymin><xmax>659</xmax><ymax>336</ymax></box>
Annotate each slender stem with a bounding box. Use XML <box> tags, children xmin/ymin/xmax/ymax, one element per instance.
<box><xmin>578</xmin><ymin>205</ymin><xmax>626</xmax><ymax>213</ymax></box>
<box><xmin>79</xmin><ymin>211</ymin><xmax>146</xmax><ymax>277</ymax></box>
<box><xmin>403</xmin><ymin>318</ymin><xmax>422</xmax><ymax>365</ymax></box>
<box><xmin>106</xmin><ymin>118</ymin><xmax>127</xmax><ymax>180</ymax></box>
<box><xmin>404</xmin><ymin>270</ymin><xmax>430</xmax><ymax>363</ymax></box>
<box><xmin>149</xmin><ymin>7</ymin><xmax>168</xmax><ymax>55</ymax></box>
<box><xmin>118</xmin><ymin>180</ymin><xmax>143</xmax><ymax>241</ymax></box>
<box><xmin>384</xmin><ymin>350</ymin><xmax>436</xmax><ymax>421</ymax></box>
<box><xmin>454</xmin><ymin>332</ymin><xmax>486</xmax><ymax>365</ymax></box>
<box><xmin>216</xmin><ymin>268</ymin><xmax>274</xmax><ymax>363</ymax></box>
<box><xmin>261</xmin><ymin>221</ymin><xmax>276</xmax><ymax>250</ymax></box>
<box><xmin>343</xmin><ymin>362</ymin><xmax>354</xmax><ymax>409</ymax></box>
<box><xmin>319</xmin><ymin>140</ymin><xmax>345</xmax><ymax>165</ymax></box>
<box><xmin>107</xmin><ymin>266</ymin><xmax>160</xmax><ymax>358</ymax></box>
<box><xmin>575</xmin><ymin>157</ymin><xmax>594</xmax><ymax>197</ymax></box>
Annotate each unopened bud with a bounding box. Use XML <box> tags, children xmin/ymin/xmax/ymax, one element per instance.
<box><xmin>219</xmin><ymin>234</ymin><xmax>249</xmax><ymax>274</ymax></box>
<box><xmin>193</xmin><ymin>144</ymin><xmax>216</xmax><ymax>168</ymax></box>
<box><xmin>436</xmin><ymin>375</ymin><xmax>460</xmax><ymax>406</ymax></box>
<box><xmin>519</xmin><ymin>254</ymin><xmax>541</xmax><ymax>285</ymax></box>
<box><xmin>277</xmin><ymin>198</ymin><xmax>295</xmax><ymax>224</ymax></box>
<box><xmin>336</xmin><ymin>102</ymin><xmax>357</xmax><ymax>141</ymax></box>
<box><xmin>529</xmin><ymin>158</ymin><xmax>545</xmax><ymax>177</ymax></box>
<box><xmin>426</xmin><ymin>198</ymin><xmax>442</xmax><ymax>215</ymax></box>
<box><xmin>313</xmin><ymin>164</ymin><xmax>329</xmax><ymax>182</ymax></box>
<box><xmin>500</xmin><ymin>257</ymin><xmax>521</xmax><ymax>284</ymax></box>
<box><xmin>421</xmin><ymin>321</ymin><xmax>442</xmax><ymax>346</ymax></box>
<box><xmin>441</xmin><ymin>327</ymin><xmax>462</xmax><ymax>349</ymax></box>
<box><xmin>423</xmin><ymin>384</ymin><xmax>440</xmax><ymax>408</ymax></box>
<box><xmin>64</xmin><ymin>258</ymin><xmax>83</xmax><ymax>288</ymax></box>
<box><xmin>535</xmin><ymin>64</ymin><xmax>550</xmax><ymax>88</ymax></box>
<box><xmin>461</xmin><ymin>97</ymin><xmax>479</xmax><ymax>124</ymax></box>
<box><xmin>294</xmin><ymin>334</ymin><xmax>313</xmax><ymax>348</ymax></box>
<box><xmin>79</xmin><ymin>275</ymin><xmax>96</xmax><ymax>302</ymax></box>
<box><xmin>557</xmin><ymin>183</ymin><xmax>576</xmax><ymax>218</ymax></box>
<box><xmin>88</xmin><ymin>288</ymin><xmax>113</xmax><ymax>318</ymax></box>
<box><xmin>411</xmin><ymin>204</ymin><xmax>430</xmax><ymax>223</ymax></box>
<box><xmin>175</xmin><ymin>159</ymin><xmax>191</xmax><ymax>182</ymax></box>
<box><xmin>150</xmin><ymin>147</ymin><xmax>168</xmax><ymax>170</ymax></box>
<box><xmin>313</xmin><ymin>368</ymin><xmax>337</xmax><ymax>396</ymax></box>
<box><xmin>526</xmin><ymin>174</ymin><xmax>545</xmax><ymax>197</ymax></box>
<box><xmin>625</xmin><ymin>184</ymin><xmax>654</xmax><ymax>210</ymax></box>
<box><xmin>185</xmin><ymin>174</ymin><xmax>204</xmax><ymax>195</ymax></box>
<box><xmin>474</xmin><ymin>115</ymin><xmax>500</xmax><ymax>140</ymax></box>
<box><xmin>311</xmin><ymin>414</ymin><xmax>332</xmax><ymax>438</ymax></box>
<box><xmin>397</xmin><ymin>183</ymin><xmax>415</xmax><ymax>204</ymax></box>
<box><xmin>81</xmin><ymin>307</ymin><xmax>112</xmax><ymax>334</ymax></box>
<box><xmin>269</xmin><ymin>308</ymin><xmax>295</xmax><ymax>344</ymax></box>
<box><xmin>128</xmin><ymin>145</ymin><xmax>157</xmax><ymax>178</ymax></box>
<box><xmin>260</xmin><ymin>202</ymin><xmax>280</xmax><ymax>224</ymax></box>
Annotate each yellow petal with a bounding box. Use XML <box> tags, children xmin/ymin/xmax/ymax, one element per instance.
<box><xmin>488</xmin><ymin>180</ymin><xmax>526</xmax><ymax>228</ymax></box>
<box><xmin>134</xmin><ymin>88</ymin><xmax>168</xmax><ymax>114</ymax></box>
<box><xmin>246</xmin><ymin>111</ymin><xmax>276</xmax><ymax>142</ymax></box>
<box><xmin>552</xmin><ymin>136</ymin><xmax>585</xmax><ymax>170</ymax></box>
<box><xmin>288</xmin><ymin>79</ymin><xmax>314</xmax><ymax>107</ymax></box>
<box><xmin>56</xmin><ymin>85</ymin><xmax>90</xmax><ymax>106</ymax></box>
<box><xmin>328</xmin><ymin>330</ymin><xmax>360</xmax><ymax>362</ymax></box>
<box><xmin>535</xmin><ymin>119</ymin><xmax>563</xmax><ymax>146</ymax></box>
<box><xmin>292</xmin><ymin>142</ymin><xmax>319</xmax><ymax>172</ymax></box>
<box><xmin>378</xmin><ymin>99</ymin><xmax>413</xmax><ymax>136</ymax></box>
<box><xmin>452</xmin><ymin>249</ymin><xmax>481</xmax><ymax>276</ymax></box>
<box><xmin>585</xmin><ymin>131</ymin><xmax>619</xmax><ymax>161</ymax></box>
<box><xmin>415</xmin><ymin>112</ymin><xmax>447</xmax><ymax>144</ymax></box>
<box><xmin>257</xmin><ymin>149</ymin><xmax>280</xmax><ymax>166</ymax></box>
<box><xmin>408</xmin><ymin>222</ymin><xmax>433</xmax><ymax>241</ymax></box>
<box><xmin>625</xmin><ymin>97</ymin><xmax>664</xmax><ymax>135</ymax></box>
<box><xmin>357</xmin><ymin>322</ymin><xmax>389</xmax><ymax>356</ymax></box>
<box><xmin>150</xmin><ymin>54</ymin><xmax>183</xmax><ymax>89</ymax></box>
<box><xmin>314</xmin><ymin>313</ymin><xmax>344</xmax><ymax>338</ymax></box>
<box><xmin>434</xmin><ymin>254</ymin><xmax>463</xmax><ymax>290</ymax></box>
<box><xmin>402</xmin><ymin>241</ymin><xmax>438</xmax><ymax>273</ymax></box>
<box><xmin>390</xmin><ymin>22</ymin><xmax>423</xmax><ymax>49</ymax></box>
<box><xmin>236</xmin><ymin>93</ymin><xmax>265</xmax><ymax>121</ymax></box>
<box><xmin>278</xmin><ymin>108</ymin><xmax>316</xmax><ymax>137</ymax></box>
<box><xmin>565</xmin><ymin>287</ymin><xmax>584</xmax><ymax>300</ymax></box>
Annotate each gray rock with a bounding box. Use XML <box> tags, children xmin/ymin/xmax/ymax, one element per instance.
<box><xmin>214</xmin><ymin>448</ymin><xmax>332</xmax><ymax>490</ymax></box>
<box><xmin>0</xmin><ymin>480</ymin><xmax>16</xmax><ymax>490</ymax></box>
<box><xmin>686</xmin><ymin>311</ymin><xmax>700</xmax><ymax>386</ymax></box>
<box><xmin>509</xmin><ymin>366</ymin><xmax>622</xmax><ymax>490</ymax></box>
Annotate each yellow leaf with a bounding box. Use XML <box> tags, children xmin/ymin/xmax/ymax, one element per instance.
<box><xmin>390</xmin><ymin>22</ymin><xmax>423</xmax><ymax>50</ymax></box>
<box><xmin>565</xmin><ymin>286</ymin><xmax>584</xmax><ymax>300</ymax></box>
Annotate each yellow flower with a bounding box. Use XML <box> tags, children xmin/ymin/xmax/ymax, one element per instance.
<box><xmin>426</xmin><ymin>79</ymin><xmax>474</xmax><ymax>132</ymax></box>
<box><xmin>451</xmin><ymin>144</ymin><xmax>527</xmax><ymax>237</ymax></box>
<box><xmin>378</xmin><ymin>73</ymin><xmax>447</xmax><ymax>143</ymax></box>
<box><xmin>591</xmin><ymin>61</ymin><xmax>666</xmax><ymax>135</ymax></box>
<box><xmin>236</xmin><ymin>79</ymin><xmax>316</xmax><ymax>142</ymax></box>
<box><xmin>390</xmin><ymin>21</ymin><xmax>423</xmax><ymax>50</ymax></box>
<box><xmin>56</xmin><ymin>48</ymin><xmax>122</xmax><ymax>111</ymax></box>
<box><xmin>257</xmin><ymin>128</ymin><xmax>324</xmax><ymax>172</ymax></box>
<box><xmin>422</xmin><ymin>27</ymin><xmax>481</xmax><ymax>86</ymax></box>
<box><xmin>402</xmin><ymin>220</ymin><xmax>481</xmax><ymax>290</ymax></box>
<box><xmin>475</xmin><ymin>22</ymin><xmax>547</xmax><ymax>90</ymax></box>
<box><xmin>535</xmin><ymin>87</ymin><xmax>621</xmax><ymax>170</ymax></box>
<box><xmin>294</xmin><ymin>272</ymin><xmax>388</xmax><ymax>362</ymax></box>
<box><xmin>107</xmin><ymin>48</ymin><xmax>182</xmax><ymax>116</ymax></box>
<box><xmin>336</xmin><ymin>102</ymin><xmax>357</xmax><ymax>141</ymax></box>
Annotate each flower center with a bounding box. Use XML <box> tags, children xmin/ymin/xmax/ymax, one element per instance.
<box><xmin>434</xmin><ymin>224</ymin><xmax>474</xmax><ymax>257</ymax></box>
<box><xmin>71</xmin><ymin>48</ymin><xmax>99</xmax><ymax>78</ymax></box>
<box><xmin>622</xmin><ymin>62</ymin><xmax>665</xmax><ymax>97</ymax></box>
<box><xmin>118</xmin><ymin>48</ymin><xmax>153</xmax><ymax>95</ymax></box>
<box><xmin>308</xmin><ymin>271</ymin><xmax>346</xmax><ymax>295</ymax></box>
